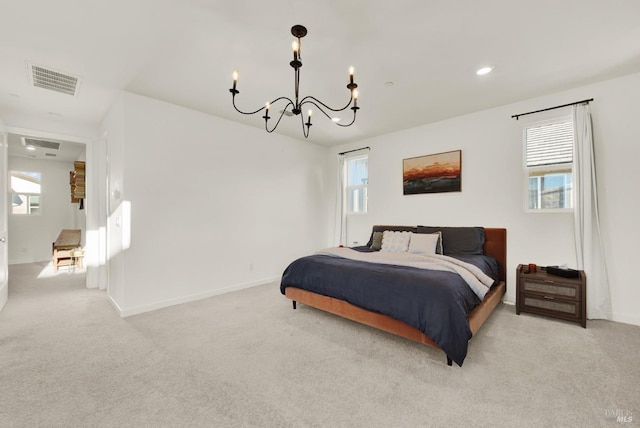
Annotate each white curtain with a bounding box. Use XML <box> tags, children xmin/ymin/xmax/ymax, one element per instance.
<box><xmin>334</xmin><ymin>155</ymin><xmax>347</xmax><ymax>246</ymax></box>
<box><xmin>572</xmin><ymin>104</ymin><xmax>612</xmax><ymax>319</ymax></box>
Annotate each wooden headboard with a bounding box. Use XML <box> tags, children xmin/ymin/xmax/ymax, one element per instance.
<box><xmin>483</xmin><ymin>228</ymin><xmax>507</xmax><ymax>283</ymax></box>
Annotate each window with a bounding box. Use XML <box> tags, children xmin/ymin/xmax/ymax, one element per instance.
<box><xmin>524</xmin><ymin>119</ymin><xmax>574</xmax><ymax>211</ymax></box>
<box><xmin>346</xmin><ymin>155</ymin><xmax>368</xmax><ymax>213</ymax></box>
<box><xmin>11</xmin><ymin>171</ymin><xmax>41</xmax><ymax>215</ymax></box>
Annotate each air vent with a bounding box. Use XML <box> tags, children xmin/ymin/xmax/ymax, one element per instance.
<box><xmin>45</xmin><ymin>153</ymin><xmax>57</xmax><ymax>157</ymax></box>
<box><xmin>22</xmin><ymin>137</ymin><xmax>61</xmax><ymax>151</ymax></box>
<box><xmin>28</xmin><ymin>63</ymin><xmax>81</xmax><ymax>96</ymax></box>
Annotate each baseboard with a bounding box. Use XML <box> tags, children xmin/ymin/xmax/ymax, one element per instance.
<box><xmin>115</xmin><ymin>276</ymin><xmax>280</xmax><ymax>318</ymax></box>
<box><xmin>9</xmin><ymin>257</ymin><xmax>51</xmax><ymax>265</ymax></box>
<box><xmin>503</xmin><ymin>298</ymin><xmax>639</xmax><ymax>326</ymax></box>
<box><xmin>0</xmin><ymin>281</ymin><xmax>7</xmax><ymax>312</ymax></box>
<box><xmin>612</xmin><ymin>312</ymin><xmax>640</xmax><ymax>327</ymax></box>
<box><xmin>481</xmin><ymin>299</ymin><xmax>639</xmax><ymax>327</ymax></box>
<box><xmin>107</xmin><ymin>294</ymin><xmax>124</xmax><ymax>315</ymax></box>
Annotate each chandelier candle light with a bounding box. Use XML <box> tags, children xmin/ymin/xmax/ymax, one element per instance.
<box><xmin>229</xmin><ymin>25</ymin><xmax>359</xmax><ymax>138</ymax></box>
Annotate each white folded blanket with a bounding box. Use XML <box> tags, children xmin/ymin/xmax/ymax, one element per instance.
<box><xmin>316</xmin><ymin>247</ymin><xmax>494</xmax><ymax>300</ymax></box>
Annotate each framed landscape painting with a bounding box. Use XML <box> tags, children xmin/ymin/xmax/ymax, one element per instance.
<box><xmin>403</xmin><ymin>150</ymin><xmax>461</xmax><ymax>195</ymax></box>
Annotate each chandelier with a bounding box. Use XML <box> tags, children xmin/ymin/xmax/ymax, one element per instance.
<box><xmin>229</xmin><ymin>25</ymin><xmax>359</xmax><ymax>139</ymax></box>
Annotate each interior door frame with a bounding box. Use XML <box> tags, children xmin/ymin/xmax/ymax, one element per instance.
<box><xmin>5</xmin><ymin>126</ymin><xmax>107</xmax><ymax>290</ymax></box>
<box><xmin>0</xmin><ymin>123</ymin><xmax>7</xmax><ymax>311</ymax></box>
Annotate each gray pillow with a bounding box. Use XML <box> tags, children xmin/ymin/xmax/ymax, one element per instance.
<box><xmin>369</xmin><ymin>231</ymin><xmax>383</xmax><ymax>251</ymax></box>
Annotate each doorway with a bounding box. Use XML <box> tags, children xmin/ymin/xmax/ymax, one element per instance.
<box><xmin>5</xmin><ymin>126</ymin><xmax>105</xmax><ymax>293</ymax></box>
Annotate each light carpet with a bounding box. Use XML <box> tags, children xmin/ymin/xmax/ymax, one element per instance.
<box><xmin>1</xmin><ymin>262</ymin><xmax>638</xmax><ymax>427</ymax></box>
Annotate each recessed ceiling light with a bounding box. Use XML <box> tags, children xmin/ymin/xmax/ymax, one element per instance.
<box><xmin>476</xmin><ymin>66</ymin><xmax>494</xmax><ymax>76</ymax></box>
<box><xmin>332</xmin><ymin>117</ymin><xmax>341</xmax><ymax>122</ymax></box>
<box><xmin>26</xmin><ymin>146</ymin><xmax>36</xmax><ymax>151</ymax></box>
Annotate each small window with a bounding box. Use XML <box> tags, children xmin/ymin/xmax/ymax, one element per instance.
<box><xmin>11</xmin><ymin>171</ymin><xmax>42</xmax><ymax>215</ymax></box>
<box><xmin>524</xmin><ymin>119</ymin><xmax>573</xmax><ymax>211</ymax></box>
<box><xmin>346</xmin><ymin>155</ymin><xmax>368</xmax><ymax>213</ymax></box>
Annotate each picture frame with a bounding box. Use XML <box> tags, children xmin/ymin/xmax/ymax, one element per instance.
<box><xmin>403</xmin><ymin>150</ymin><xmax>462</xmax><ymax>195</ymax></box>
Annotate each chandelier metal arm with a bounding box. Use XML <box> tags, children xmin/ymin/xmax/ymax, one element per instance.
<box><xmin>299</xmin><ymin>100</ymin><xmax>336</xmax><ymax>121</ymax></box>
<box><xmin>232</xmin><ymin>94</ymin><xmax>294</xmax><ymax>116</ymax></box>
<box><xmin>334</xmin><ymin>110</ymin><xmax>358</xmax><ymax>127</ymax></box>
<box><xmin>300</xmin><ymin>112</ymin><xmax>310</xmax><ymax>139</ymax></box>
<box><xmin>299</xmin><ymin>95</ymin><xmax>353</xmax><ymax>113</ymax></box>
<box><xmin>265</xmin><ymin>100</ymin><xmax>295</xmax><ymax>133</ymax></box>
<box><xmin>300</xmin><ymin>98</ymin><xmax>358</xmax><ymax>127</ymax></box>
<box><xmin>231</xmin><ymin>93</ymin><xmax>264</xmax><ymax>116</ymax></box>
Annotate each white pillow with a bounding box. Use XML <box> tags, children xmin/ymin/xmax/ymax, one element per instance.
<box><xmin>380</xmin><ymin>230</ymin><xmax>411</xmax><ymax>253</ymax></box>
<box><xmin>408</xmin><ymin>232</ymin><xmax>440</xmax><ymax>254</ymax></box>
<box><xmin>434</xmin><ymin>231</ymin><xmax>444</xmax><ymax>254</ymax></box>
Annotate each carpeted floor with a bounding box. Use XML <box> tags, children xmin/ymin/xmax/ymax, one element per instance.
<box><xmin>1</xmin><ymin>262</ymin><xmax>638</xmax><ymax>427</ymax></box>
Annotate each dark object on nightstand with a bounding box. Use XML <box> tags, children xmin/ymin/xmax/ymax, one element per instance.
<box><xmin>546</xmin><ymin>265</ymin><xmax>579</xmax><ymax>278</ymax></box>
<box><xmin>516</xmin><ymin>264</ymin><xmax>586</xmax><ymax>328</ymax></box>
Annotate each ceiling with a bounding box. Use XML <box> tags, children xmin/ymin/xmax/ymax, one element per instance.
<box><xmin>1</xmin><ymin>0</ymin><xmax>640</xmax><ymax>148</ymax></box>
<box><xmin>6</xmin><ymin>132</ymin><xmax>85</xmax><ymax>162</ymax></box>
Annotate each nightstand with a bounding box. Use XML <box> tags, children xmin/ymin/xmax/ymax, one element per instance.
<box><xmin>516</xmin><ymin>264</ymin><xmax>586</xmax><ymax>328</ymax></box>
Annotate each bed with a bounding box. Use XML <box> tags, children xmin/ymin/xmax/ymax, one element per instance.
<box><xmin>280</xmin><ymin>226</ymin><xmax>507</xmax><ymax>366</ymax></box>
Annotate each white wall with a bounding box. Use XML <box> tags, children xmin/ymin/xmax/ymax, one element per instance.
<box><xmin>330</xmin><ymin>72</ymin><xmax>640</xmax><ymax>326</ymax></box>
<box><xmin>102</xmin><ymin>92</ymin><xmax>329</xmax><ymax>316</ymax></box>
<box><xmin>8</xmin><ymin>156</ymin><xmax>84</xmax><ymax>264</ymax></box>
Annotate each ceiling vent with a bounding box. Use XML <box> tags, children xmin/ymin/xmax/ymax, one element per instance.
<box><xmin>22</xmin><ymin>137</ymin><xmax>61</xmax><ymax>151</ymax></box>
<box><xmin>45</xmin><ymin>153</ymin><xmax>57</xmax><ymax>157</ymax></box>
<box><xmin>27</xmin><ymin>63</ymin><xmax>81</xmax><ymax>96</ymax></box>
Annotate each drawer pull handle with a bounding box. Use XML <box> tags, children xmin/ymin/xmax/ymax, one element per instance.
<box><xmin>544</xmin><ymin>280</ymin><xmax>555</xmax><ymax>284</ymax></box>
<box><xmin>543</xmin><ymin>296</ymin><xmax>555</xmax><ymax>300</ymax></box>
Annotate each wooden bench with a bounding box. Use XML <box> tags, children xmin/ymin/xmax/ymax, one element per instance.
<box><xmin>52</xmin><ymin>229</ymin><xmax>82</xmax><ymax>272</ymax></box>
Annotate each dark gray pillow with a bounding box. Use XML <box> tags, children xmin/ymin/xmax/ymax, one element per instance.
<box><xmin>369</xmin><ymin>231</ymin><xmax>383</xmax><ymax>251</ymax></box>
<box><xmin>417</xmin><ymin>226</ymin><xmax>485</xmax><ymax>255</ymax></box>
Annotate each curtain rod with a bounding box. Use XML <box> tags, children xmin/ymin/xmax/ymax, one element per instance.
<box><xmin>512</xmin><ymin>98</ymin><xmax>594</xmax><ymax>120</ymax></box>
<box><xmin>338</xmin><ymin>146</ymin><xmax>370</xmax><ymax>156</ymax></box>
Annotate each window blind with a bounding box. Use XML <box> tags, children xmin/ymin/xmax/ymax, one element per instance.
<box><xmin>525</xmin><ymin>120</ymin><xmax>574</xmax><ymax>167</ymax></box>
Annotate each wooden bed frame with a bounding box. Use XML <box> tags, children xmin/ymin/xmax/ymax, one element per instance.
<box><xmin>284</xmin><ymin>228</ymin><xmax>507</xmax><ymax>366</ymax></box>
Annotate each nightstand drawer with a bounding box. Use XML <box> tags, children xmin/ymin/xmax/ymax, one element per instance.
<box><xmin>522</xmin><ymin>295</ymin><xmax>580</xmax><ymax>318</ymax></box>
<box><xmin>521</xmin><ymin>280</ymin><xmax>580</xmax><ymax>301</ymax></box>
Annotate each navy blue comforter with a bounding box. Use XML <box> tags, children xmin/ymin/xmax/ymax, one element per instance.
<box><xmin>280</xmin><ymin>250</ymin><xmax>499</xmax><ymax>366</ymax></box>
